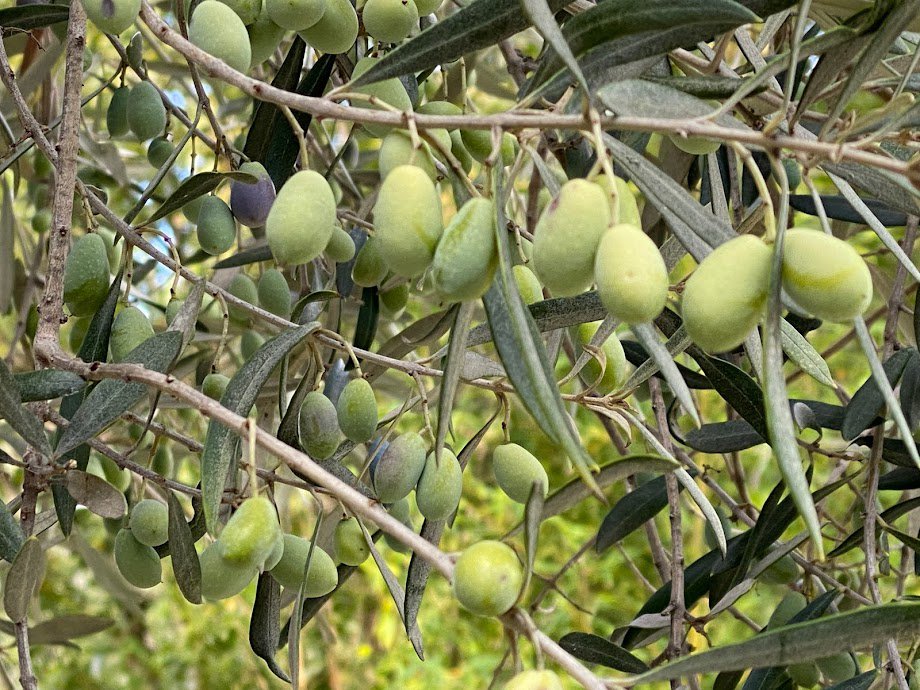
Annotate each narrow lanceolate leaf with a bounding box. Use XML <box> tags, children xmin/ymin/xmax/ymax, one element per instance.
<box><xmin>54</xmin><ymin>331</ymin><xmax>183</xmax><ymax>459</ymax></box>
<box><xmin>595</xmin><ymin>474</ymin><xmax>672</xmax><ymax>553</ymax></box>
<box><xmin>631</xmin><ymin>322</ymin><xmax>700</xmax><ymax>426</ymax></box>
<box><xmin>435</xmin><ymin>301</ymin><xmax>475</xmax><ymax>462</ymax></box>
<box><xmin>558</xmin><ymin>633</ymin><xmax>648</xmax><ymax>674</ymax></box>
<box><xmin>250</xmin><ymin>573</ymin><xmax>288</xmax><ymax>682</ymax></box>
<box><xmin>828</xmin><ymin>495</ymin><xmax>920</xmax><ymax>559</ymax></box>
<box><xmin>483</xmin><ymin>174</ymin><xmax>600</xmax><ymax>495</ymax></box>
<box><xmin>167</xmin><ymin>491</ymin><xmax>201</xmax><ymax>605</ymax></box>
<box><xmin>12</xmin><ymin>370</ymin><xmax>84</xmax><ymax>402</ymax></box>
<box><xmin>695</xmin><ymin>354</ymin><xmax>768</xmax><ymax>438</ymax></box>
<box><xmin>4</xmin><ymin>538</ymin><xmax>45</xmax><ymax>622</ymax></box>
<box><xmin>0</xmin><ymin>501</ymin><xmax>24</xmax><ymax>563</ymax></box>
<box><xmin>27</xmin><ymin>615</ymin><xmax>114</xmax><ymax>646</ymax></box>
<box><xmin>842</xmin><ymin>347</ymin><xmax>915</xmax><ymax>440</ymax></box>
<box><xmin>64</xmin><ymin>471</ymin><xmax>127</xmax><ymax>519</ymax></box>
<box><xmin>0</xmin><ymin>4</ymin><xmax>70</xmax><ymax>33</ymax></box>
<box><xmin>144</xmin><ymin>171</ymin><xmax>256</xmax><ymax>224</ymax></box>
<box><xmin>521</xmin><ymin>0</ymin><xmax>588</xmax><ymax>95</ymax></box>
<box><xmin>825</xmin><ymin>670</ymin><xmax>877</xmax><ymax>690</ymax></box>
<box><xmin>522</xmin><ymin>481</ymin><xmax>545</xmax><ymax>597</ymax></box>
<box><xmin>212</xmin><ymin>244</ymin><xmax>273</xmax><ymax>270</ymax></box>
<box><xmin>201</xmin><ymin>323</ymin><xmax>319</xmax><ymax>533</ymax></box>
<box><xmin>789</xmin><ymin>194</ymin><xmax>907</xmax><ymax>228</ymax></box>
<box><xmin>631</xmin><ymin>602</ymin><xmax>920</xmax><ymax>682</ymax></box>
<box><xmin>0</xmin><ymin>360</ymin><xmax>51</xmax><ymax>456</ymax></box>
<box><xmin>780</xmin><ymin>321</ymin><xmax>834</xmax><ymax>388</ymax></box>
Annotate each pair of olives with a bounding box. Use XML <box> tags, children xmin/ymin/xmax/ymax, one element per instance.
<box><xmin>298</xmin><ymin>378</ymin><xmax>379</xmax><ymax>459</ymax></box>
<box><xmin>113</xmin><ymin>499</ymin><xmax>170</xmax><ymax>588</ymax></box>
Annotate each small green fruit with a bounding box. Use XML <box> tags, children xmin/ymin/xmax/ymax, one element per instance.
<box><xmin>326</xmin><ymin>225</ymin><xmax>357</xmax><ymax>262</ymax></box>
<box><xmin>83</xmin><ymin>0</ymin><xmax>141</xmax><ymax>34</ymax></box>
<box><xmin>196</xmin><ymin>196</ymin><xmax>236</xmax><ymax>256</ymax></box>
<box><xmin>127</xmin><ymin>81</ymin><xmax>166</xmax><ymax>141</ymax></box>
<box><xmin>380</xmin><ymin>281</ymin><xmax>409</xmax><ymax>315</ymax></box>
<box><xmin>782</xmin><ymin>229</ymin><xmax>872</xmax><ymax>322</ymax></box>
<box><xmin>230</xmin><ymin>161</ymin><xmax>276</xmax><ymax>227</ymax></box>
<box><xmin>269</xmin><ymin>534</ymin><xmax>338</xmax><ymax>594</ymax></box>
<box><xmin>266</xmin><ymin>170</ymin><xmax>337</xmax><ymax>266</ymax></box>
<box><xmin>334</xmin><ymin>518</ymin><xmax>369</xmax><ymax>566</ymax></box>
<box><xmin>575</xmin><ymin>321</ymin><xmax>628</xmax><ymax>393</ymax></box>
<box><xmin>533</xmin><ymin>179</ymin><xmax>611</xmax><ymax>296</ymax></box>
<box><xmin>768</xmin><ymin>591</ymin><xmax>807</xmax><ymax>628</ymax></box>
<box><xmin>362</xmin><ymin>0</ymin><xmax>418</xmax><ymax>43</ymax></box>
<box><xmin>500</xmin><ymin>132</ymin><xmax>517</xmax><ymax>166</ymax></box>
<box><xmin>110</xmin><ymin>306</ymin><xmax>155</xmax><ymax>362</ymax></box>
<box><xmin>114</xmin><ymin>529</ymin><xmax>162</xmax><ymax>589</ymax></box>
<box><xmin>129</xmin><ymin>499</ymin><xmax>168</xmax><ymax>547</ymax></box>
<box><xmin>352</xmin><ymin>237</ymin><xmax>389</xmax><ymax>287</ymax></box>
<box><xmin>240</xmin><ymin>330</ymin><xmax>264</xmax><ymax>360</ymax></box>
<box><xmin>504</xmin><ymin>670</ymin><xmax>564</xmax><ymax>690</ymax></box>
<box><xmin>202</xmin><ymin>372</ymin><xmax>230</xmax><ymax>400</ymax></box>
<box><xmin>336</xmin><ymin>378</ymin><xmax>378</xmax><ymax>444</ymax></box>
<box><xmin>491</xmin><ymin>443</ymin><xmax>548</xmax><ymax>504</ymax></box>
<box><xmin>32</xmin><ymin>150</ymin><xmax>53</xmax><ymax>179</ymax></box>
<box><xmin>452</xmin><ymin>540</ymin><xmax>522</xmax><ymax>616</ymax></box>
<box><xmin>416</xmin><ymin>100</ymin><xmax>462</xmax><ymax>118</ymax></box>
<box><xmin>199</xmin><ymin>542</ymin><xmax>258</xmax><ymax>600</ymax></box>
<box><xmin>217</xmin><ymin>0</ymin><xmax>261</xmax><ymax>25</ymax></box>
<box><xmin>378</xmin><ymin>131</ymin><xmax>437</xmax><ymax>181</ymax></box>
<box><xmin>783</xmin><ymin>159</ymin><xmax>802</xmax><ymax>190</ymax></box>
<box><xmin>383</xmin><ymin>498</ymin><xmax>414</xmax><ymax>553</ymax></box>
<box><xmin>106</xmin><ymin>86</ymin><xmax>131</xmax><ymax>138</ymax></box>
<box><xmin>512</xmin><ymin>265</ymin><xmax>543</xmax><ymax>304</ymax></box>
<box><xmin>188</xmin><ymin>1</ymin><xmax>252</xmax><ymax>74</ymax></box>
<box><xmin>761</xmin><ymin>553</ymin><xmax>800</xmax><ymax>585</ymax></box>
<box><xmin>351</xmin><ymin>57</ymin><xmax>413</xmax><ymax>138</ymax></box>
<box><xmin>415</xmin><ymin>449</ymin><xmax>462</xmax><ymax>521</ymax></box>
<box><xmin>593</xmin><ymin>173</ymin><xmax>641</xmax><ymax>227</ymax></box>
<box><xmin>667</xmin><ymin>133</ymin><xmax>721</xmax><ymax>156</ymax></box>
<box><xmin>227</xmin><ymin>273</ymin><xmax>258</xmax><ymax>324</ymax></box>
<box><xmin>266</xmin><ymin>0</ymin><xmax>325</xmax><ymax>30</ymax></box>
<box><xmin>219</xmin><ymin>496</ymin><xmax>282</xmax><ymax>568</ymax></box>
<box><xmin>248</xmin><ymin>5</ymin><xmax>287</xmax><ymax>66</ymax></box>
<box><xmin>32</xmin><ymin>209</ymin><xmax>51</xmax><ymax>234</ymax></box>
<box><xmin>786</xmin><ymin>662</ymin><xmax>819</xmax><ymax>688</ymax></box>
<box><xmin>297</xmin><ymin>0</ymin><xmax>359</xmax><ymax>54</ymax></box>
<box><xmin>374</xmin><ymin>165</ymin><xmax>443</xmax><ymax>277</ymax></box>
<box><xmin>63</xmin><ymin>234</ymin><xmax>110</xmax><ymax>317</ymax></box>
<box><xmin>372</xmin><ymin>432</ymin><xmax>427</xmax><ymax>503</ymax></box>
<box><xmin>146</xmin><ymin>137</ymin><xmax>173</xmax><ymax>169</ymax></box>
<box><xmin>257</xmin><ymin>268</ymin><xmax>291</xmax><ymax>318</ymax></box>
<box><xmin>681</xmin><ymin>235</ymin><xmax>772</xmax><ymax>353</ymax></box>
<box><xmin>459</xmin><ymin>128</ymin><xmax>491</xmax><ymax>163</ymax></box>
<box><xmin>431</xmin><ymin>197</ymin><xmax>497</xmax><ymax>302</ymax></box>
<box><xmin>151</xmin><ymin>444</ymin><xmax>174</xmax><ymax>477</ymax></box>
<box><xmin>449</xmin><ymin>130</ymin><xmax>474</xmax><ymax>173</ymax></box>
<box><xmin>817</xmin><ymin>653</ymin><xmax>857</xmax><ymax>683</ymax></box>
<box><xmin>594</xmin><ymin>223</ymin><xmax>669</xmax><ymax>324</ymax></box>
<box><xmin>298</xmin><ymin>391</ymin><xmax>342</xmax><ymax>460</ymax></box>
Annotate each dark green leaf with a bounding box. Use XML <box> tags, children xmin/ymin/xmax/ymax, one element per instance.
<box><xmin>144</xmin><ymin>171</ymin><xmax>255</xmax><ymax>224</ymax></box>
<box><xmin>350</xmin><ymin>288</ymin><xmax>379</xmax><ymax>367</ymax></box>
<box><xmin>435</xmin><ymin>301</ymin><xmax>474</xmax><ymax>461</ymax></box>
<box><xmin>695</xmin><ymin>355</ymin><xmax>768</xmax><ymax>438</ymax></box>
<box><xmin>0</xmin><ymin>359</ymin><xmax>50</xmax><ymax>455</ymax></box>
<box><xmin>788</xmin><ymin>194</ymin><xmax>907</xmax><ymax>227</ymax></box>
<box><xmin>12</xmin><ymin>370</ymin><xmax>84</xmax><ymax>402</ymax></box>
<box><xmin>167</xmin><ymin>279</ymin><xmax>206</xmax><ymax>350</ymax></box>
<box><xmin>0</xmin><ymin>5</ymin><xmax>70</xmax><ymax>32</ymax></box>
<box><xmin>558</xmin><ymin>632</ymin><xmax>648</xmax><ymax>673</ymax></box>
<box><xmin>167</xmin><ymin>491</ymin><xmax>201</xmax><ymax>605</ymax></box>
<box><xmin>595</xmin><ymin>475</ymin><xmax>671</xmax><ymax>553</ymax></box>
<box><xmin>522</xmin><ymin>0</ymin><xmax>588</xmax><ymax>95</ymax></box>
<box><xmin>201</xmin><ymin>323</ymin><xmax>319</xmax><ymax>533</ymax></box>
<box><xmin>212</xmin><ymin>244</ymin><xmax>273</xmax><ymax>269</ymax></box>
<box><xmin>250</xmin><ymin>573</ymin><xmax>288</xmax><ymax>681</ymax></box>
<box><xmin>0</xmin><ymin>501</ymin><xmax>24</xmax><ymax>563</ymax></box>
<box><xmin>828</xmin><ymin>496</ymin><xmax>920</xmax><ymax>558</ymax></box>
<box><xmin>54</xmin><ymin>331</ymin><xmax>183</xmax><ymax>458</ymax></box>
<box><xmin>878</xmin><ymin>467</ymin><xmax>920</xmax><ymax>491</ymax></box>
<box><xmin>4</xmin><ymin>538</ymin><xmax>44</xmax><ymax>622</ymax></box>
<box><xmin>841</xmin><ymin>348</ymin><xmax>917</xmax><ymax>440</ymax></box>
<box><xmin>64</xmin><ymin>471</ymin><xmax>127</xmax><ymax>519</ymax></box>
<box><xmin>826</xmin><ymin>671</ymin><xmax>877</xmax><ymax>690</ymax></box>
<box><xmin>681</xmin><ymin>419</ymin><xmax>764</xmax><ymax>453</ymax></box>
<box><xmin>900</xmin><ymin>354</ymin><xmax>920</xmax><ymax>431</ymax></box>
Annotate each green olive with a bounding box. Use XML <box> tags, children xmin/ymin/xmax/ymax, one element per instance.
<box><xmin>452</xmin><ymin>540</ymin><xmax>522</xmax><ymax>616</ymax></box>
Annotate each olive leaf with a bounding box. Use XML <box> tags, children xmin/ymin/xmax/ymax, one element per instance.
<box><xmin>0</xmin><ymin>359</ymin><xmax>51</xmax><ymax>456</ymax></box>
<box><xmin>434</xmin><ymin>300</ymin><xmax>474</xmax><ymax>461</ymax></box>
<box><xmin>250</xmin><ymin>573</ymin><xmax>288</xmax><ymax>681</ymax></box>
<box><xmin>4</xmin><ymin>538</ymin><xmax>45</xmax><ymax>622</ymax></box>
<box><xmin>64</xmin><ymin>471</ymin><xmax>127</xmax><ymax>519</ymax></box>
<box><xmin>12</xmin><ymin>370</ymin><xmax>85</xmax><ymax>403</ymax></box>
<box><xmin>558</xmin><ymin>633</ymin><xmax>648</xmax><ymax>673</ymax></box>
<box><xmin>0</xmin><ymin>4</ymin><xmax>70</xmax><ymax>33</ymax></box>
<box><xmin>167</xmin><ymin>491</ymin><xmax>201</xmax><ymax>605</ymax></box>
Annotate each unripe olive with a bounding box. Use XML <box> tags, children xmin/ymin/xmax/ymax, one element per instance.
<box><xmin>32</xmin><ymin>209</ymin><xmax>51</xmax><ymax>234</ymax></box>
<box><xmin>32</xmin><ymin>150</ymin><xmax>53</xmax><ymax>180</ymax></box>
<box><xmin>448</xmin><ymin>130</ymin><xmax>474</xmax><ymax>174</ymax></box>
<box><xmin>374</xmin><ymin>165</ymin><xmax>443</xmax><ymax>277</ymax></box>
<box><xmin>263</xmin><ymin>531</ymin><xmax>285</xmax><ymax>571</ymax></box>
<box><xmin>334</xmin><ymin>518</ymin><xmax>369</xmax><ymax>566</ymax></box>
<box><xmin>110</xmin><ymin>306</ymin><xmax>155</xmax><ymax>362</ymax></box>
<box><xmin>240</xmin><ymin>330</ymin><xmax>264</xmax><ymax>360</ymax></box>
<box><xmin>248</xmin><ymin>6</ymin><xmax>287</xmax><ymax>66</ymax></box>
<box><xmin>817</xmin><ymin>653</ymin><xmax>857</xmax><ymax>682</ymax></box>
<box><xmin>593</xmin><ymin>173</ymin><xmax>641</xmax><ymax>227</ymax></box>
<box><xmin>372</xmin><ymin>431</ymin><xmax>427</xmax><ymax>503</ymax></box>
<box><xmin>230</xmin><ymin>161</ymin><xmax>276</xmax><ymax>228</ymax></box>
<box><xmin>188</xmin><ymin>1</ymin><xmax>252</xmax><ymax>74</ymax></box>
<box><xmin>266</xmin><ymin>0</ymin><xmax>325</xmax><ymax>30</ymax></box>
<box><xmin>83</xmin><ymin>0</ymin><xmax>141</xmax><ymax>34</ymax></box>
<box><xmin>491</xmin><ymin>443</ymin><xmax>548</xmax><ymax>504</ymax></box>
<box><xmin>269</xmin><ymin>534</ymin><xmax>338</xmax><ymax>595</ymax></box>
<box><xmin>504</xmin><ymin>670</ymin><xmax>565</xmax><ymax>690</ymax></box>
<box><xmin>196</xmin><ymin>196</ymin><xmax>236</xmax><ymax>256</ymax></box>
<box><xmin>533</xmin><ymin>179</ymin><xmax>611</xmax><ymax>297</ymax></box>
<box><xmin>257</xmin><ymin>268</ymin><xmax>291</xmax><ymax>318</ymax></box>
<box><xmin>378</xmin><ymin>131</ymin><xmax>437</xmax><ymax>181</ymax></box>
<box><xmin>782</xmin><ymin>228</ymin><xmax>872</xmax><ymax>322</ymax></box>
<box><xmin>298</xmin><ymin>391</ymin><xmax>342</xmax><ymax>460</ymax></box>
<box><xmin>431</xmin><ymin>197</ymin><xmax>497</xmax><ymax>302</ymax></box>
<box><xmin>114</xmin><ymin>529</ymin><xmax>162</xmax><ymax>589</ymax></box>
<box><xmin>182</xmin><ymin>194</ymin><xmax>206</xmax><ymax>224</ymax></box>
<box><xmin>336</xmin><ymin>378</ymin><xmax>378</xmax><ymax>444</ymax></box>
<box><xmin>768</xmin><ymin>591</ymin><xmax>807</xmax><ymax>628</ymax></box>
<box><xmin>227</xmin><ymin>273</ymin><xmax>258</xmax><ymax>324</ymax></box>
<box><xmin>326</xmin><ymin>225</ymin><xmax>357</xmax><ymax>263</ymax></box>
<box><xmin>787</xmin><ymin>662</ymin><xmax>819</xmax><ymax>688</ymax></box>
<box><xmin>414</xmin><ymin>0</ymin><xmax>441</xmax><ymax>13</ymax></box>
<box><xmin>63</xmin><ymin>234</ymin><xmax>110</xmax><ymax>317</ymax></box>
<box><xmin>129</xmin><ymin>499</ymin><xmax>168</xmax><ymax>547</ymax></box>
<box><xmin>416</xmin><ymin>100</ymin><xmax>462</xmax><ymax>118</ymax></box>
<box><xmin>576</xmin><ymin>321</ymin><xmax>628</xmax><ymax>394</ymax></box>
<box><xmin>459</xmin><ymin>128</ymin><xmax>491</xmax><ymax>164</ymax></box>
<box><xmin>151</xmin><ymin>444</ymin><xmax>174</xmax><ymax>477</ymax></box>
<box><xmin>513</xmin><ymin>265</ymin><xmax>543</xmax><ymax>304</ymax></box>
<box><xmin>217</xmin><ymin>0</ymin><xmax>261</xmax><ymax>25</ymax></box>
<box><xmin>379</xmin><ymin>281</ymin><xmax>409</xmax><ymax>315</ymax></box>
<box><xmin>106</xmin><ymin>86</ymin><xmax>131</xmax><ymax>138</ymax></box>
<box><xmin>297</xmin><ymin>0</ymin><xmax>358</xmax><ymax>54</ymax></box>
<box><xmin>415</xmin><ymin>449</ymin><xmax>462</xmax><ymax>521</ymax></box>
<box><xmin>68</xmin><ymin>317</ymin><xmax>91</xmax><ymax>353</ymax></box>
<box><xmin>500</xmin><ymin>132</ymin><xmax>517</xmax><ymax>167</ymax></box>
<box><xmin>761</xmin><ymin>553</ymin><xmax>800</xmax><ymax>585</ymax></box>
<box><xmin>126</xmin><ymin>81</ymin><xmax>166</xmax><ymax>142</ymax></box>
<box><xmin>219</xmin><ymin>496</ymin><xmax>282</xmax><ymax>568</ymax></box>
<box><xmin>25</xmin><ymin>305</ymin><xmax>38</xmax><ymax>342</ymax></box>
<box><xmin>90</xmin><ymin>453</ymin><xmax>130</xmax><ymax>492</ymax></box>
<box><xmin>681</xmin><ymin>235</ymin><xmax>772</xmax><ymax>353</ymax></box>
<box><xmin>783</xmin><ymin>159</ymin><xmax>802</xmax><ymax>190</ymax></box>
<box><xmin>266</xmin><ymin>170</ymin><xmax>336</xmax><ymax>266</ymax></box>
<box><xmin>667</xmin><ymin>133</ymin><xmax>721</xmax><ymax>156</ymax></box>
<box><xmin>351</xmin><ymin>57</ymin><xmax>413</xmax><ymax>138</ymax></box>
<box><xmin>363</xmin><ymin>0</ymin><xmax>418</xmax><ymax>43</ymax></box>
<box><xmin>352</xmin><ymin>237</ymin><xmax>389</xmax><ymax>287</ymax></box>
<box><xmin>452</xmin><ymin>540</ymin><xmax>522</xmax><ymax>616</ymax></box>
<box><xmin>146</xmin><ymin>137</ymin><xmax>173</xmax><ymax>169</ymax></box>
<box><xmin>202</xmin><ymin>372</ymin><xmax>230</xmax><ymax>400</ymax></box>
<box><xmin>199</xmin><ymin>542</ymin><xmax>258</xmax><ymax>600</ymax></box>
<box><xmin>594</xmin><ymin>223</ymin><xmax>669</xmax><ymax>324</ymax></box>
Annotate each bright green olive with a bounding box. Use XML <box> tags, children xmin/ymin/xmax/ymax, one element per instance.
<box><xmin>219</xmin><ymin>496</ymin><xmax>282</xmax><ymax>569</ymax></box>
<box><xmin>362</xmin><ymin>0</ymin><xmax>418</xmax><ymax>43</ymax></box>
<box><xmin>269</xmin><ymin>534</ymin><xmax>338</xmax><ymax>594</ymax></box>
<box><xmin>106</xmin><ymin>86</ymin><xmax>131</xmax><ymax>138</ymax></box>
<box><xmin>594</xmin><ymin>223</ymin><xmax>669</xmax><ymax>324</ymax></box>
<box><xmin>334</xmin><ymin>518</ymin><xmax>369</xmax><ymax>566</ymax></box>
<box><xmin>351</xmin><ymin>237</ymin><xmax>389</xmax><ymax>287</ymax></box>
<box><xmin>372</xmin><ymin>432</ymin><xmax>427</xmax><ymax>503</ymax></box>
<box><xmin>667</xmin><ymin>133</ymin><xmax>721</xmax><ymax>156</ymax></box>
<box><xmin>196</xmin><ymin>196</ymin><xmax>236</xmax><ymax>256</ymax></box>
<box><xmin>199</xmin><ymin>541</ymin><xmax>258</xmax><ymax>600</ymax></box>
<box><xmin>768</xmin><ymin>591</ymin><xmax>807</xmax><ymax>629</ymax></box>
<box><xmin>351</xmin><ymin>57</ymin><xmax>413</xmax><ymax>138</ymax></box>
<box><xmin>129</xmin><ymin>499</ymin><xmax>168</xmax><ymax>547</ymax></box>
<box><xmin>248</xmin><ymin>5</ymin><xmax>287</xmax><ymax>66</ymax></box>
<box><xmin>491</xmin><ymin>443</ymin><xmax>548</xmax><ymax>504</ymax></box>
<box><xmin>816</xmin><ymin>653</ymin><xmax>857</xmax><ymax>683</ymax></box>
<box><xmin>83</xmin><ymin>0</ymin><xmax>141</xmax><ymax>34</ymax></box>
<box><xmin>430</xmin><ymin>197</ymin><xmax>497</xmax><ymax>302</ymax></box>
<box><xmin>452</xmin><ymin>540</ymin><xmax>522</xmax><ymax>616</ymax></box>
<box><xmin>298</xmin><ymin>391</ymin><xmax>342</xmax><ymax>460</ymax></box>
<box><xmin>336</xmin><ymin>378</ymin><xmax>378</xmax><ymax>444</ymax></box>
<box><xmin>575</xmin><ymin>321</ymin><xmax>628</xmax><ymax>393</ymax></box>
<box><xmin>786</xmin><ymin>662</ymin><xmax>819</xmax><ymax>688</ymax></box>
<box><xmin>151</xmin><ymin>444</ymin><xmax>174</xmax><ymax>477</ymax></box>
<box><xmin>226</xmin><ymin>273</ymin><xmax>258</xmax><ymax>324</ymax></box>
<box><xmin>217</xmin><ymin>0</ymin><xmax>261</xmax><ymax>25</ymax></box>
<box><xmin>378</xmin><ymin>131</ymin><xmax>438</xmax><ymax>181</ymax></box>
<box><xmin>126</xmin><ymin>81</ymin><xmax>166</xmax><ymax>142</ymax></box>
<box><xmin>266</xmin><ymin>0</ymin><xmax>325</xmax><ymax>30</ymax></box>
<box><xmin>325</xmin><ymin>225</ymin><xmax>357</xmax><ymax>263</ymax></box>
<box><xmin>593</xmin><ymin>173</ymin><xmax>641</xmax><ymax>227</ymax></box>
<box><xmin>512</xmin><ymin>264</ymin><xmax>543</xmax><ymax>305</ymax></box>
<box><xmin>380</xmin><ymin>281</ymin><xmax>409</xmax><ymax>315</ymax></box>
<box><xmin>114</xmin><ymin>529</ymin><xmax>162</xmax><ymax>589</ymax></box>
<box><xmin>188</xmin><ymin>1</ymin><xmax>252</xmax><ymax>74</ymax></box>
<box><xmin>202</xmin><ymin>372</ymin><xmax>230</xmax><ymax>400</ymax></box>
<box><xmin>32</xmin><ymin>209</ymin><xmax>51</xmax><ymax>234</ymax></box>
<box><xmin>297</xmin><ymin>0</ymin><xmax>359</xmax><ymax>54</ymax></box>
<box><xmin>63</xmin><ymin>234</ymin><xmax>110</xmax><ymax>317</ymax></box>
<box><xmin>240</xmin><ymin>330</ymin><xmax>264</xmax><ymax>360</ymax></box>
<box><xmin>110</xmin><ymin>306</ymin><xmax>155</xmax><ymax>362</ymax></box>
<box><xmin>257</xmin><ymin>268</ymin><xmax>291</xmax><ymax>318</ymax></box>
<box><xmin>266</xmin><ymin>170</ymin><xmax>336</xmax><ymax>266</ymax></box>
<box><xmin>415</xmin><ymin>449</ymin><xmax>462</xmax><ymax>521</ymax></box>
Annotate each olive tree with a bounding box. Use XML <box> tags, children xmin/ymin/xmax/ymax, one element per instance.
<box><xmin>1</xmin><ymin>0</ymin><xmax>920</xmax><ymax>687</ymax></box>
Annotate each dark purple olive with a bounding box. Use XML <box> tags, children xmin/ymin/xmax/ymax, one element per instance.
<box><xmin>230</xmin><ymin>161</ymin><xmax>276</xmax><ymax>228</ymax></box>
